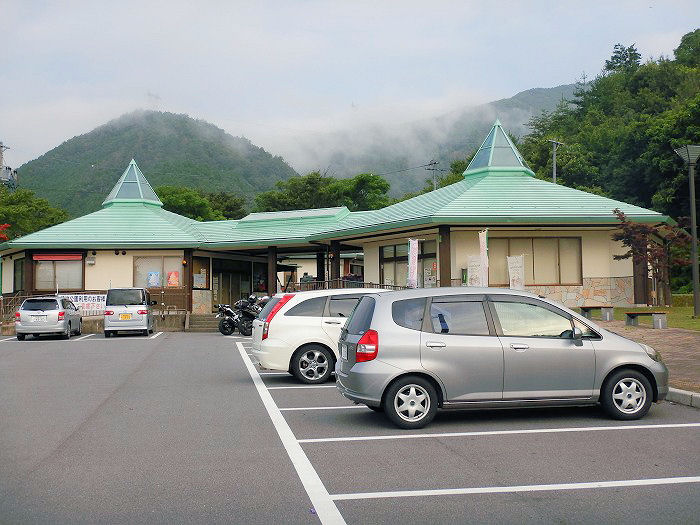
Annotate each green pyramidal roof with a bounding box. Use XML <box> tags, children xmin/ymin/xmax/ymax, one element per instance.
<box><xmin>102</xmin><ymin>159</ymin><xmax>162</xmax><ymax>207</ymax></box>
<box><xmin>464</xmin><ymin>119</ymin><xmax>532</xmax><ymax>175</ymax></box>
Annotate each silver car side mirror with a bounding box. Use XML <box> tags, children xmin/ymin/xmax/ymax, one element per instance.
<box><xmin>572</xmin><ymin>326</ymin><xmax>583</xmax><ymax>346</ymax></box>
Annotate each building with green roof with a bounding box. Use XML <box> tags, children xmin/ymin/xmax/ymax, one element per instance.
<box><xmin>1</xmin><ymin>122</ymin><xmax>671</xmax><ymax>313</ymax></box>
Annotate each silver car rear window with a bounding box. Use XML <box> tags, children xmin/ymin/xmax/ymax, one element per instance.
<box><xmin>106</xmin><ymin>289</ymin><xmax>145</xmax><ymax>306</ymax></box>
<box><xmin>22</xmin><ymin>299</ymin><xmax>59</xmax><ymax>311</ymax></box>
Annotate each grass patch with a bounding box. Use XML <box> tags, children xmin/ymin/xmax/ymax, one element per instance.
<box><xmin>587</xmin><ymin>306</ymin><xmax>699</xmax><ymax>331</ymax></box>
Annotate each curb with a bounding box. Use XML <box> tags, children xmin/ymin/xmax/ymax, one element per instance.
<box><xmin>667</xmin><ymin>388</ymin><xmax>700</xmax><ymax>408</ymax></box>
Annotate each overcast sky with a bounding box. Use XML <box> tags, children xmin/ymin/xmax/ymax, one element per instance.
<box><xmin>1</xmin><ymin>1</ymin><xmax>697</xmax><ymax>167</ymax></box>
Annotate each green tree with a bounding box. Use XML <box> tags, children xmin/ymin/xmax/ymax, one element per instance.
<box><xmin>204</xmin><ymin>191</ymin><xmax>247</xmax><ymax>219</ymax></box>
<box><xmin>253</xmin><ymin>172</ymin><xmax>391</xmax><ymax>212</ymax></box>
<box><xmin>0</xmin><ymin>187</ymin><xmax>68</xmax><ymax>239</ymax></box>
<box><xmin>674</xmin><ymin>28</ymin><xmax>700</xmax><ymax>67</ymax></box>
<box><xmin>156</xmin><ymin>186</ymin><xmax>224</xmax><ymax>221</ymax></box>
<box><xmin>604</xmin><ymin>43</ymin><xmax>642</xmax><ymax>72</ymax></box>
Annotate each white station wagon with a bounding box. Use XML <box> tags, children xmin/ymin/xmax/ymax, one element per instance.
<box><xmin>251</xmin><ymin>288</ymin><xmax>385</xmax><ymax>383</ymax></box>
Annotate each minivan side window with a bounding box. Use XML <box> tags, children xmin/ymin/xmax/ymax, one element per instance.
<box><xmin>329</xmin><ymin>296</ymin><xmax>362</xmax><ymax>317</ymax></box>
<box><xmin>392</xmin><ymin>298</ymin><xmax>425</xmax><ymax>331</ymax></box>
<box><xmin>493</xmin><ymin>301</ymin><xmax>572</xmax><ymax>338</ymax></box>
<box><xmin>430</xmin><ymin>300</ymin><xmax>489</xmax><ymax>335</ymax></box>
<box><xmin>285</xmin><ymin>296</ymin><xmax>326</xmax><ymax>317</ymax></box>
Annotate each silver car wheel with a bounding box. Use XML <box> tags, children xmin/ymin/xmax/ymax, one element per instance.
<box><xmin>394</xmin><ymin>384</ymin><xmax>430</xmax><ymax>422</ymax></box>
<box><xmin>612</xmin><ymin>378</ymin><xmax>646</xmax><ymax>414</ymax></box>
<box><xmin>298</xmin><ymin>350</ymin><xmax>329</xmax><ymax>381</ymax></box>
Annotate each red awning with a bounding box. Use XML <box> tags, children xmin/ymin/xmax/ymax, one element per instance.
<box><xmin>32</xmin><ymin>254</ymin><xmax>83</xmax><ymax>261</ymax></box>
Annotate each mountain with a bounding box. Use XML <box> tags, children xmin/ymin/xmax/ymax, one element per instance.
<box><xmin>18</xmin><ymin>111</ymin><xmax>299</xmax><ymax>217</ymax></box>
<box><xmin>285</xmin><ymin>84</ymin><xmax>579</xmax><ymax>195</ymax></box>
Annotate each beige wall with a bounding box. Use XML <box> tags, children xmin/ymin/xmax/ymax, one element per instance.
<box><xmin>85</xmin><ymin>249</ymin><xmax>184</xmax><ymax>290</ymax></box>
<box><xmin>357</xmin><ymin>227</ymin><xmax>633</xmax><ymax>287</ymax></box>
<box><xmin>1</xmin><ymin>254</ymin><xmax>19</xmax><ymax>293</ymax></box>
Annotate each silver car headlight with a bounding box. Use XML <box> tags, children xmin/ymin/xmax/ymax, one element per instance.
<box><xmin>641</xmin><ymin>343</ymin><xmax>662</xmax><ymax>362</ymax></box>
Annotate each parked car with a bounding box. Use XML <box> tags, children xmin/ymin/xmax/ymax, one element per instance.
<box><xmin>251</xmin><ymin>288</ymin><xmax>386</xmax><ymax>383</ymax></box>
<box><xmin>104</xmin><ymin>288</ymin><xmax>156</xmax><ymax>337</ymax></box>
<box><xmin>336</xmin><ymin>287</ymin><xmax>669</xmax><ymax>429</ymax></box>
<box><xmin>15</xmin><ymin>296</ymin><xmax>82</xmax><ymax>340</ymax></box>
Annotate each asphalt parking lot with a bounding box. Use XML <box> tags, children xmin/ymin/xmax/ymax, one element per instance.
<box><xmin>1</xmin><ymin>333</ymin><xmax>698</xmax><ymax>524</ymax></box>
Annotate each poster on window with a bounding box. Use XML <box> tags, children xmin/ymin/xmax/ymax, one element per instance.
<box><xmin>193</xmin><ymin>272</ymin><xmax>206</xmax><ymax>289</ymax></box>
<box><xmin>467</xmin><ymin>256</ymin><xmax>484</xmax><ymax>286</ymax></box>
<box><xmin>167</xmin><ymin>271</ymin><xmax>180</xmax><ymax>287</ymax></box>
<box><xmin>147</xmin><ymin>272</ymin><xmax>160</xmax><ymax>287</ymax></box>
<box><xmin>507</xmin><ymin>255</ymin><xmax>525</xmax><ymax>290</ymax></box>
<box><xmin>407</xmin><ymin>239</ymin><xmax>419</xmax><ymax>288</ymax></box>
<box><xmin>479</xmin><ymin>229</ymin><xmax>489</xmax><ymax>287</ymax></box>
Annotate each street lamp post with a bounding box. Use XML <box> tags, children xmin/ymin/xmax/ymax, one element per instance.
<box><xmin>674</xmin><ymin>145</ymin><xmax>700</xmax><ymax>318</ymax></box>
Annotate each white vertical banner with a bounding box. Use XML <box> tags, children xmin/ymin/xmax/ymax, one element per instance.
<box><xmin>507</xmin><ymin>255</ymin><xmax>525</xmax><ymax>290</ymax></box>
<box><xmin>466</xmin><ymin>256</ymin><xmax>482</xmax><ymax>286</ymax></box>
<box><xmin>407</xmin><ymin>238</ymin><xmax>419</xmax><ymax>288</ymax></box>
<box><xmin>479</xmin><ymin>229</ymin><xmax>489</xmax><ymax>287</ymax></box>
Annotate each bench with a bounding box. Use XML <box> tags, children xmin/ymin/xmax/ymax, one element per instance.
<box><xmin>579</xmin><ymin>305</ymin><xmax>614</xmax><ymax>321</ymax></box>
<box><xmin>624</xmin><ymin>311</ymin><xmax>668</xmax><ymax>329</ymax></box>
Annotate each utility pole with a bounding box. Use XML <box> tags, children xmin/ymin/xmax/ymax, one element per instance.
<box><xmin>548</xmin><ymin>140</ymin><xmax>564</xmax><ymax>183</ymax></box>
<box><xmin>674</xmin><ymin>145</ymin><xmax>700</xmax><ymax>317</ymax></box>
<box><xmin>425</xmin><ymin>160</ymin><xmax>445</xmax><ymax>190</ymax></box>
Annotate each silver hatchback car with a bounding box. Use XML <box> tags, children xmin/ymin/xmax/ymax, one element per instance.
<box><xmin>104</xmin><ymin>288</ymin><xmax>156</xmax><ymax>337</ymax></box>
<box><xmin>15</xmin><ymin>296</ymin><xmax>83</xmax><ymax>340</ymax></box>
<box><xmin>336</xmin><ymin>288</ymin><xmax>669</xmax><ymax>429</ymax></box>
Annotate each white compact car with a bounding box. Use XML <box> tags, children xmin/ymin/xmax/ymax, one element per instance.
<box><xmin>251</xmin><ymin>288</ymin><xmax>386</xmax><ymax>383</ymax></box>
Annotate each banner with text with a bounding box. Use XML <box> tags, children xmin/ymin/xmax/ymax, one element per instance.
<box><xmin>407</xmin><ymin>239</ymin><xmax>419</xmax><ymax>288</ymax></box>
<box><xmin>507</xmin><ymin>255</ymin><xmax>525</xmax><ymax>290</ymax></box>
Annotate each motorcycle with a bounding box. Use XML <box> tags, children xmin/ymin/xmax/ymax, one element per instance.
<box><xmin>215</xmin><ymin>303</ymin><xmax>240</xmax><ymax>335</ymax></box>
<box><xmin>232</xmin><ymin>294</ymin><xmax>268</xmax><ymax>336</ymax></box>
<box><xmin>216</xmin><ymin>295</ymin><xmax>269</xmax><ymax>336</ymax></box>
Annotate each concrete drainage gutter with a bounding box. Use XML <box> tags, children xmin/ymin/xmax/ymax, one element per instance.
<box><xmin>667</xmin><ymin>388</ymin><xmax>700</xmax><ymax>408</ymax></box>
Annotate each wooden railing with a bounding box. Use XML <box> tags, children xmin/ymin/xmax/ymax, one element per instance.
<box><xmin>149</xmin><ymin>287</ymin><xmax>188</xmax><ymax>314</ymax></box>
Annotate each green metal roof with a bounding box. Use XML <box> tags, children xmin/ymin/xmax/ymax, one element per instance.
<box><xmin>0</xmin><ymin>125</ymin><xmax>672</xmax><ymax>253</ymax></box>
<box><xmin>465</xmin><ymin>119</ymin><xmax>531</xmax><ymax>173</ymax></box>
<box><xmin>102</xmin><ymin>159</ymin><xmax>162</xmax><ymax>207</ymax></box>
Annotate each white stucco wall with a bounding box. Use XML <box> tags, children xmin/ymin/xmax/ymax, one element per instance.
<box><xmin>85</xmin><ymin>249</ymin><xmax>184</xmax><ymax>290</ymax></box>
<box><xmin>2</xmin><ymin>255</ymin><xmax>16</xmax><ymax>293</ymax></box>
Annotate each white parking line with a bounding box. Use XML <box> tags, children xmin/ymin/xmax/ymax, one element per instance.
<box><xmin>280</xmin><ymin>405</ymin><xmax>367</xmax><ymax>412</ymax></box>
<box><xmin>267</xmin><ymin>385</ymin><xmax>337</xmax><ymax>390</ymax></box>
<box><xmin>298</xmin><ymin>422</ymin><xmax>700</xmax><ymax>444</ymax></box>
<box><xmin>149</xmin><ymin>331</ymin><xmax>163</xmax><ymax>339</ymax></box>
<box><xmin>236</xmin><ymin>342</ymin><xmax>345</xmax><ymax>524</ymax></box>
<box><xmin>259</xmin><ymin>372</ymin><xmax>290</xmax><ymax>376</ymax></box>
<box><xmin>330</xmin><ymin>476</ymin><xmax>700</xmax><ymax>501</ymax></box>
<box><xmin>0</xmin><ymin>337</ymin><xmax>16</xmax><ymax>342</ymax></box>
<box><xmin>73</xmin><ymin>334</ymin><xmax>95</xmax><ymax>341</ymax></box>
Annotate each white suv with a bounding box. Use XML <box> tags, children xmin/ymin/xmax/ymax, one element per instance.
<box><xmin>251</xmin><ymin>288</ymin><xmax>386</xmax><ymax>383</ymax></box>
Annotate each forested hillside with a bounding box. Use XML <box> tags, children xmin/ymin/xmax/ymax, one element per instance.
<box><xmin>520</xmin><ymin>30</ymin><xmax>700</xmax><ymax>219</ymax></box>
<box><xmin>18</xmin><ymin>111</ymin><xmax>299</xmax><ymax>216</ymax></box>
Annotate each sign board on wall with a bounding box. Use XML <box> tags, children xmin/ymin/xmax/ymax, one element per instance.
<box><xmin>58</xmin><ymin>294</ymin><xmax>106</xmax><ymax>316</ymax></box>
<box><xmin>466</xmin><ymin>256</ymin><xmax>484</xmax><ymax>286</ymax></box>
<box><xmin>478</xmin><ymin>229</ymin><xmax>489</xmax><ymax>287</ymax></box>
<box><xmin>507</xmin><ymin>255</ymin><xmax>525</xmax><ymax>290</ymax></box>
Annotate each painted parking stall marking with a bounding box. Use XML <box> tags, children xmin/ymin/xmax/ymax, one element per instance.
<box><xmin>298</xmin><ymin>422</ymin><xmax>700</xmax><ymax>443</ymax></box>
<box><xmin>236</xmin><ymin>341</ymin><xmax>346</xmax><ymax>524</ymax></box>
<box><xmin>236</xmin><ymin>333</ymin><xmax>700</xmax><ymax>521</ymax></box>
<box><xmin>149</xmin><ymin>331</ymin><xmax>163</xmax><ymax>339</ymax></box>
<box><xmin>330</xmin><ymin>476</ymin><xmax>700</xmax><ymax>501</ymax></box>
<box><xmin>73</xmin><ymin>334</ymin><xmax>95</xmax><ymax>341</ymax></box>
<box><xmin>280</xmin><ymin>405</ymin><xmax>368</xmax><ymax>412</ymax></box>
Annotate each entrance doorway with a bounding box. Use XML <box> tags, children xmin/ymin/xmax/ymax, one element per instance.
<box><xmin>211</xmin><ymin>259</ymin><xmax>252</xmax><ymax>309</ymax></box>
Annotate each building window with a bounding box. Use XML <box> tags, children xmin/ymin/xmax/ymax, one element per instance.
<box><xmin>13</xmin><ymin>258</ymin><xmax>24</xmax><ymax>292</ymax></box>
<box><xmin>488</xmin><ymin>237</ymin><xmax>582</xmax><ymax>286</ymax></box>
<box><xmin>192</xmin><ymin>256</ymin><xmax>210</xmax><ymax>290</ymax></box>
<box><xmin>380</xmin><ymin>240</ymin><xmax>437</xmax><ymax>287</ymax></box>
<box><xmin>134</xmin><ymin>256</ymin><xmax>184</xmax><ymax>288</ymax></box>
<box><xmin>34</xmin><ymin>260</ymin><xmax>83</xmax><ymax>290</ymax></box>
